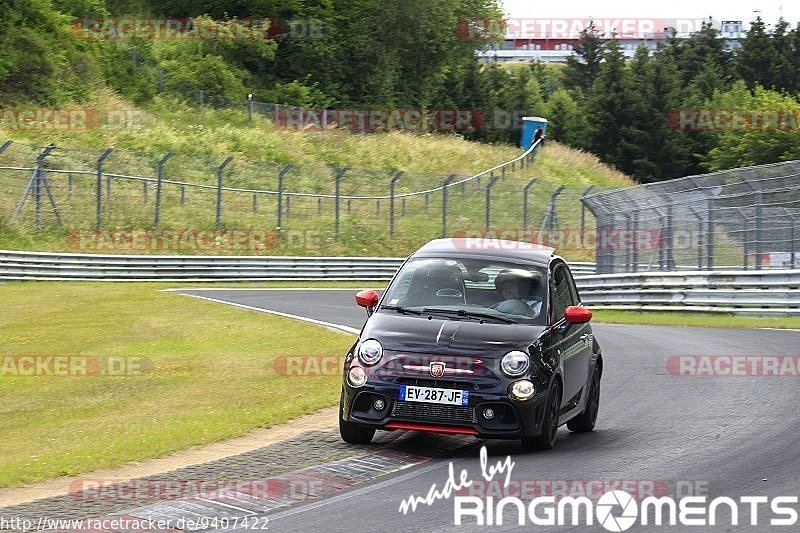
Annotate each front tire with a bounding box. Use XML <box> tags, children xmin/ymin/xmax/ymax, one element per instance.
<box><xmin>567</xmin><ymin>364</ymin><xmax>601</xmax><ymax>433</ymax></box>
<box><xmin>339</xmin><ymin>393</ymin><xmax>375</xmax><ymax>444</ymax></box>
<box><xmin>522</xmin><ymin>381</ymin><xmax>561</xmax><ymax>451</ymax></box>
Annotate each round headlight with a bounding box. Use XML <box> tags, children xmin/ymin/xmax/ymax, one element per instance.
<box><xmin>358</xmin><ymin>339</ymin><xmax>383</xmax><ymax>365</ymax></box>
<box><xmin>348</xmin><ymin>366</ymin><xmax>367</xmax><ymax>387</ymax></box>
<box><xmin>511</xmin><ymin>380</ymin><xmax>535</xmax><ymax>400</ymax></box>
<box><xmin>501</xmin><ymin>350</ymin><xmax>530</xmax><ymax>377</ymax></box>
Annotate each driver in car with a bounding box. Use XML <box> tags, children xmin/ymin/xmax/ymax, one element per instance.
<box><xmin>493</xmin><ymin>269</ymin><xmax>542</xmax><ymax>317</ymax></box>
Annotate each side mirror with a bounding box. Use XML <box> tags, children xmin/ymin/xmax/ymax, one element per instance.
<box><xmin>355</xmin><ymin>290</ymin><xmax>379</xmax><ymax>315</ymax></box>
<box><xmin>564</xmin><ymin>305</ymin><xmax>592</xmax><ymax>324</ymax></box>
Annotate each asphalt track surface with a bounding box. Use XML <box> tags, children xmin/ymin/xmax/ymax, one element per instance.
<box><xmin>176</xmin><ymin>288</ymin><xmax>800</xmax><ymax>532</ymax></box>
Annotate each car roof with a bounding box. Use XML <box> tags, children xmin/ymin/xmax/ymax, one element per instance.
<box><xmin>410</xmin><ymin>238</ymin><xmax>555</xmax><ymax>266</ymax></box>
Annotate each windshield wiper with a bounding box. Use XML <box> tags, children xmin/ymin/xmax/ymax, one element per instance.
<box><xmin>380</xmin><ymin>304</ymin><xmax>424</xmax><ymax>315</ymax></box>
<box><xmin>421</xmin><ymin>308</ymin><xmax>516</xmax><ymax>324</ymax></box>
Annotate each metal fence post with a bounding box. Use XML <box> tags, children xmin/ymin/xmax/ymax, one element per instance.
<box><xmin>215</xmin><ymin>156</ymin><xmax>233</xmax><ymax>227</ymax></box>
<box><xmin>687</xmin><ymin>207</ymin><xmax>704</xmax><ymax>270</ymax></box>
<box><xmin>247</xmin><ymin>94</ymin><xmax>254</xmax><ymax>121</ymax></box>
<box><xmin>754</xmin><ymin>190</ymin><xmax>763</xmax><ymax>269</ymax></box>
<box><xmin>784</xmin><ymin>208</ymin><xmax>797</xmax><ymax>269</ymax></box>
<box><xmin>96</xmin><ymin>148</ymin><xmax>113</xmax><ymax>229</ymax></box>
<box><xmin>737</xmin><ymin>208</ymin><xmax>749</xmax><ymax>270</ymax></box>
<box><xmin>630</xmin><ymin>212</ymin><xmax>641</xmax><ymax>273</ymax></box>
<box><xmin>181</xmin><ymin>185</ymin><xmax>186</xmax><ymax>205</ymax></box>
<box><xmin>276</xmin><ymin>164</ymin><xmax>292</xmax><ymax>230</ymax></box>
<box><xmin>14</xmin><ymin>144</ymin><xmax>58</xmax><ymax>230</ymax></box>
<box><xmin>707</xmin><ymin>199</ymin><xmax>715</xmax><ymax>270</ymax></box>
<box><xmin>623</xmin><ymin>214</ymin><xmax>633</xmax><ymax>272</ymax></box>
<box><xmin>389</xmin><ymin>171</ymin><xmax>403</xmax><ymax>236</ymax></box>
<box><xmin>441</xmin><ymin>174</ymin><xmax>456</xmax><ymax>237</ymax></box>
<box><xmin>485</xmin><ymin>176</ymin><xmax>500</xmax><ymax>231</ymax></box>
<box><xmin>334</xmin><ymin>167</ymin><xmax>348</xmax><ymax>236</ymax></box>
<box><xmin>580</xmin><ymin>185</ymin><xmax>596</xmax><ymax>235</ymax></box>
<box><xmin>548</xmin><ymin>185</ymin><xmax>566</xmax><ymax>240</ymax></box>
<box><xmin>664</xmin><ymin>202</ymin><xmax>675</xmax><ymax>270</ymax></box>
<box><xmin>154</xmin><ymin>152</ymin><xmax>173</xmax><ymax>227</ymax></box>
<box><xmin>522</xmin><ymin>178</ymin><xmax>538</xmax><ymax>231</ymax></box>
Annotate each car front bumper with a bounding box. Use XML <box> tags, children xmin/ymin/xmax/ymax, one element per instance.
<box><xmin>341</xmin><ymin>379</ymin><xmax>551</xmax><ymax>439</ymax></box>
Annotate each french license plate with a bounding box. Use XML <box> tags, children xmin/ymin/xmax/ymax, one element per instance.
<box><xmin>399</xmin><ymin>385</ymin><xmax>469</xmax><ymax>406</ymax></box>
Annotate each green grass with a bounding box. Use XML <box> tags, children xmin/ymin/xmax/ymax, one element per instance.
<box><xmin>0</xmin><ymin>94</ymin><xmax>632</xmax><ymax>259</ymax></box>
<box><xmin>0</xmin><ymin>281</ymin><xmax>355</xmax><ymax>488</ymax></box>
<box><xmin>592</xmin><ymin>309</ymin><xmax>800</xmax><ymax>329</ymax></box>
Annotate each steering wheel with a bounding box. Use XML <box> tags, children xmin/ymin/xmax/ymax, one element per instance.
<box><xmin>435</xmin><ymin>288</ymin><xmax>463</xmax><ymax>297</ymax></box>
<box><xmin>491</xmin><ymin>299</ymin><xmax>533</xmax><ymax>315</ymax></box>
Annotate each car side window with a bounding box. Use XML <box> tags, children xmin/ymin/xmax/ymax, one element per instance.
<box><xmin>551</xmin><ymin>264</ymin><xmax>577</xmax><ymax>321</ymax></box>
<box><xmin>563</xmin><ymin>266</ymin><xmax>580</xmax><ymax>304</ymax></box>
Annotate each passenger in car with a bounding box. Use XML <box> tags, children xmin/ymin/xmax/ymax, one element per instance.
<box><xmin>493</xmin><ymin>270</ymin><xmax>543</xmax><ymax>317</ymax></box>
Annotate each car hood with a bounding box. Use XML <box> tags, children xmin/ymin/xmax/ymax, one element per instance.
<box><xmin>362</xmin><ymin>312</ymin><xmax>545</xmax><ymax>357</ymax></box>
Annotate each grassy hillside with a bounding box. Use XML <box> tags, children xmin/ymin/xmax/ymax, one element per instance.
<box><xmin>0</xmin><ymin>94</ymin><xmax>632</xmax><ymax>258</ymax></box>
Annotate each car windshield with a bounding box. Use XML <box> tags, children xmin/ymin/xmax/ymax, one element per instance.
<box><xmin>380</xmin><ymin>257</ymin><xmax>547</xmax><ymax>325</ymax></box>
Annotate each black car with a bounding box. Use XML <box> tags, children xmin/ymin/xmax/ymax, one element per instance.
<box><xmin>339</xmin><ymin>238</ymin><xmax>602</xmax><ymax>450</ymax></box>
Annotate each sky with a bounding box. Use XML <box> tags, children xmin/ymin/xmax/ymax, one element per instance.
<box><xmin>501</xmin><ymin>0</ymin><xmax>800</xmax><ymax>29</ymax></box>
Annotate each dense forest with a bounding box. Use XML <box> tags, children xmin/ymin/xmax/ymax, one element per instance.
<box><xmin>2</xmin><ymin>1</ymin><xmax>800</xmax><ymax>181</ymax></box>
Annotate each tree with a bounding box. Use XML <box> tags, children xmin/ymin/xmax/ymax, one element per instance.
<box><xmin>673</xmin><ymin>18</ymin><xmax>730</xmax><ymax>85</ymax></box>
<box><xmin>770</xmin><ymin>18</ymin><xmax>797</xmax><ymax>94</ymax></box>
<box><xmin>737</xmin><ymin>17</ymin><xmax>777</xmax><ymax>90</ymax></box>
<box><xmin>542</xmin><ymin>88</ymin><xmax>587</xmax><ymax>146</ymax></box>
<box><xmin>702</xmin><ymin>81</ymin><xmax>800</xmax><ymax>170</ymax></box>
<box><xmin>585</xmin><ymin>39</ymin><xmax>632</xmax><ymax>170</ymax></box>
<box><xmin>563</xmin><ymin>22</ymin><xmax>604</xmax><ymax>95</ymax></box>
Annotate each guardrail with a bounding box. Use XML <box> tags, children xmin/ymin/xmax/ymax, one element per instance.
<box><xmin>2</xmin><ymin>250</ymin><xmax>798</xmax><ymax>315</ymax></box>
<box><xmin>0</xmin><ymin>250</ymin><xmax>403</xmax><ymax>282</ymax></box>
<box><xmin>0</xmin><ymin>250</ymin><xmax>595</xmax><ymax>281</ymax></box>
<box><xmin>576</xmin><ymin>270</ymin><xmax>800</xmax><ymax>315</ymax></box>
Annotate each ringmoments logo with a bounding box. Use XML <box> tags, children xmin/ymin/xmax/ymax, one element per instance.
<box><xmin>397</xmin><ymin>446</ymin><xmax>799</xmax><ymax>529</ymax></box>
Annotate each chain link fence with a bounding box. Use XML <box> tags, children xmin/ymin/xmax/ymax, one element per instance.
<box><xmin>0</xmin><ymin>139</ymin><xmax>547</xmax><ymax>255</ymax></box>
<box><xmin>582</xmin><ymin>161</ymin><xmax>800</xmax><ymax>273</ymax></box>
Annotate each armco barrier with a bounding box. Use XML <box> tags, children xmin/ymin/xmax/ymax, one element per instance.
<box><xmin>0</xmin><ymin>251</ymin><xmax>403</xmax><ymax>282</ymax></box>
<box><xmin>576</xmin><ymin>270</ymin><xmax>800</xmax><ymax>315</ymax></box>
<box><xmin>1</xmin><ymin>250</ymin><xmax>798</xmax><ymax>315</ymax></box>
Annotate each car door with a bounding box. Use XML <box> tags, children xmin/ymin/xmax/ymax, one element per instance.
<box><xmin>549</xmin><ymin>262</ymin><xmax>591</xmax><ymax>407</ymax></box>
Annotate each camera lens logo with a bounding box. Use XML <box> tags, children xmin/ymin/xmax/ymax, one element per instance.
<box><xmin>595</xmin><ymin>490</ymin><xmax>639</xmax><ymax>532</ymax></box>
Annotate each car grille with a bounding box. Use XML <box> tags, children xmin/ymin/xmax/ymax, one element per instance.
<box><xmin>396</xmin><ymin>378</ymin><xmax>478</xmax><ymax>390</ymax></box>
<box><xmin>391</xmin><ymin>401</ymin><xmax>476</xmax><ymax>424</ymax></box>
